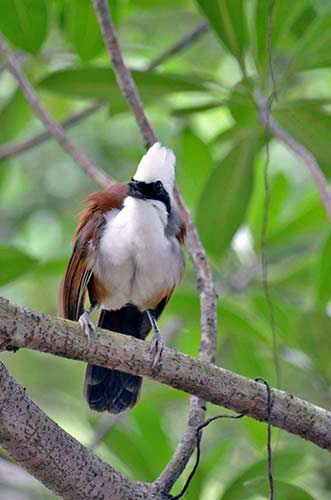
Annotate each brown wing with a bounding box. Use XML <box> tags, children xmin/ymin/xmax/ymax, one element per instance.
<box><xmin>58</xmin><ymin>183</ymin><xmax>128</xmax><ymax>321</ymax></box>
<box><xmin>58</xmin><ymin>211</ymin><xmax>104</xmax><ymax>320</ymax></box>
<box><xmin>144</xmin><ymin>212</ymin><xmax>186</xmax><ymax>323</ymax></box>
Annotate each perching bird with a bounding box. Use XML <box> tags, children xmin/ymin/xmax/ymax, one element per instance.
<box><xmin>58</xmin><ymin>143</ymin><xmax>186</xmax><ymax>413</ymax></box>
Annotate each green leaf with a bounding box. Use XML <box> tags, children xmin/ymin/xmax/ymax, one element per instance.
<box><xmin>196</xmin><ymin>135</ymin><xmax>258</xmax><ymax>259</ymax></box>
<box><xmin>103</xmin><ymin>424</ymin><xmax>152</xmax><ymax>480</ymax></box>
<box><xmin>267</xmin><ymin>191</ymin><xmax>328</xmax><ymax>248</ymax></box>
<box><xmin>195</xmin><ymin>0</ymin><xmax>248</xmax><ymax>63</ymax></box>
<box><xmin>39</xmin><ymin>67</ymin><xmax>206</xmax><ymax>112</ymax></box>
<box><xmin>274</xmin><ymin>100</ymin><xmax>331</xmax><ymax>176</ymax></box>
<box><xmin>0</xmin><ymin>246</ymin><xmax>37</xmax><ymax>286</ymax></box>
<box><xmin>286</xmin><ymin>9</ymin><xmax>331</xmax><ymax>72</ymax></box>
<box><xmin>255</xmin><ymin>0</ymin><xmax>314</xmax><ymax>76</ymax></box>
<box><xmin>247</xmin><ymin>164</ymin><xmax>289</xmax><ymax>249</ymax></box>
<box><xmin>131</xmin><ymin>403</ymin><xmax>172</xmax><ymax>476</ymax></box>
<box><xmin>0</xmin><ymin>89</ymin><xmax>32</xmax><ymax>144</ymax></box>
<box><xmin>247</xmin><ymin>479</ymin><xmax>316</xmax><ymax>499</ymax></box>
<box><xmin>177</xmin><ymin>128</ymin><xmax>214</xmax><ymax>209</ymax></box>
<box><xmin>0</xmin><ymin>0</ymin><xmax>48</xmax><ymax>55</ymax></box>
<box><xmin>65</xmin><ymin>0</ymin><xmax>104</xmax><ymax>62</ymax></box>
<box><xmin>221</xmin><ymin>451</ymin><xmax>304</xmax><ymax>500</ymax></box>
<box><xmin>297</xmin><ymin>312</ymin><xmax>331</xmax><ymax>379</ymax></box>
<box><xmin>316</xmin><ymin>232</ymin><xmax>331</xmax><ymax>309</ymax></box>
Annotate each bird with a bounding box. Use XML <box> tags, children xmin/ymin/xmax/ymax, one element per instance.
<box><xmin>58</xmin><ymin>142</ymin><xmax>186</xmax><ymax>414</ymax></box>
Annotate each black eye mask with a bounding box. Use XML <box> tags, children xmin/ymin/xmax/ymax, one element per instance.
<box><xmin>128</xmin><ymin>179</ymin><xmax>171</xmax><ymax>215</ymax></box>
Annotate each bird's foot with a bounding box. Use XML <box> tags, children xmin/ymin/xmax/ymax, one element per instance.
<box><xmin>149</xmin><ymin>330</ymin><xmax>164</xmax><ymax>369</ymax></box>
<box><xmin>78</xmin><ymin>312</ymin><xmax>96</xmax><ymax>341</ymax></box>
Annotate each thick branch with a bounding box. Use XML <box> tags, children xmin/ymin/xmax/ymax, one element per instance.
<box><xmin>0</xmin><ymin>102</ymin><xmax>102</xmax><ymax>162</ymax></box>
<box><xmin>0</xmin><ymin>35</ymin><xmax>110</xmax><ymax>188</ymax></box>
<box><xmin>254</xmin><ymin>90</ymin><xmax>331</xmax><ymax>224</ymax></box>
<box><xmin>1</xmin><ymin>297</ymin><xmax>331</xmax><ymax>453</ymax></box>
<box><xmin>0</xmin><ymin>360</ymin><xmax>166</xmax><ymax>499</ymax></box>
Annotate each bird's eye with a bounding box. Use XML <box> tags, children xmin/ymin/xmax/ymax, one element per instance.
<box><xmin>155</xmin><ymin>180</ymin><xmax>163</xmax><ymax>191</ymax></box>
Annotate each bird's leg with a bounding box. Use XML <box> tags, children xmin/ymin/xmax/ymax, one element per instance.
<box><xmin>78</xmin><ymin>303</ymin><xmax>98</xmax><ymax>340</ymax></box>
<box><xmin>147</xmin><ymin>310</ymin><xmax>164</xmax><ymax>369</ymax></box>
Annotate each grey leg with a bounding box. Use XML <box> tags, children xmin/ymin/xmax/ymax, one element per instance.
<box><xmin>147</xmin><ymin>310</ymin><xmax>164</xmax><ymax>368</ymax></box>
<box><xmin>78</xmin><ymin>304</ymin><xmax>98</xmax><ymax>339</ymax></box>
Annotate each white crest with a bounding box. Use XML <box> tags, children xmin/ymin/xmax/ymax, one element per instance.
<box><xmin>133</xmin><ymin>142</ymin><xmax>176</xmax><ymax>193</ymax></box>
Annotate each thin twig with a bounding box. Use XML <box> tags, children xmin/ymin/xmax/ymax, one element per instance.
<box><xmin>254</xmin><ymin>90</ymin><xmax>331</xmax><ymax>224</ymax></box>
<box><xmin>173</xmin><ymin>378</ymin><xmax>273</xmax><ymax>499</ymax></box>
<box><xmin>146</xmin><ymin>22</ymin><xmax>209</xmax><ymax>71</ymax></box>
<box><xmin>93</xmin><ymin>0</ymin><xmax>156</xmax><ymax>148</ymax></box>
<box><xmin>261</xmin><ymin>0</ymin><xmax>281</xmax><ymax>388</ymax></box>
<box><xmin>0</xmin><ymin>22</ymin><xmax>207</xmax><ymax>163</ymax></box>
<box><xmin>0</xmin><ymin>102</ymin><xmax>102</xmax><ymax>162</ymax></box>
<box><xmin>255</xmin><ymin>377</ymin><xmax>274</xmax><ymax>500</ymax></box>
<box><xmin>91</xmin><ymin>1</ymin><xmax>218</xmax><ymax>494</ymax></box>
<box><xmin>172</xmin><ymin>413</ymin><xmax>244</xmax><ymax>499</ymax></box>
<box><xmin>0</xmin><ymin>34</ymin><xmax>111</xmax><ymax>189</ymax></box>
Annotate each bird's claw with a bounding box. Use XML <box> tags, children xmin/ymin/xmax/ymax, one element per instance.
<box><xmin>149</xmin><ymin>331</ymin><xmax>164</xmax><ymax>369</ymax></box>
<box><xmin>78</xmin><ymin>312</ymin><xmax>96</xmax><ymax>341</ymax></box>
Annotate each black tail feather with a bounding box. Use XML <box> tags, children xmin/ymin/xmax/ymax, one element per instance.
<box><xmin>84</xmin><ymin>304</ymin><xmax>153</xmax><ymax>413</ymax></box>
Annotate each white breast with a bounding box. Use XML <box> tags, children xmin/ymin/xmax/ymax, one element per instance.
<box><xmin>94</xmin><ymin>197</ymin><xmax>184</xmax><ymax>311</ymax></box>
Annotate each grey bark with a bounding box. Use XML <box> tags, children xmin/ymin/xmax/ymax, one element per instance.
<box><xmin>1</xmin><ymin>297</ymin><xmax>331</xmax><ymax>454</ymax></box>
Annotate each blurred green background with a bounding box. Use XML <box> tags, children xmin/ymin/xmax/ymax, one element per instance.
<box><xmin>1</xmin><ymin>0</ymin><xmax>331</xmax><ymax>498</ymax></box>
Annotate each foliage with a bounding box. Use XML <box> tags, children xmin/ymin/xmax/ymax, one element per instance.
<box><xmin>1</xmin><ymin>0</ymin><xmax>331</xmax><ymax>498</ymax></box>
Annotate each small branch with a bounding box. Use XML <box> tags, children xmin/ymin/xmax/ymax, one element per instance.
<box><xmin>0</xmin><ymin>102</ymin><xmax>102</xmax><ymax>162</ymax></box>
<box><xmin>92</xmin><ymin>1</ymin><xmax>218</xmax><ymax>493</ymax></box>
<box><xmin>254</xmin><ymin>90</ymin><xmax>331</xmax><ymax>224</ymax></box>
<box><xmin>93</xmin><ymin>0</ymin><xmax>156</xmax><ymax>148</ymax></box>
<box><xmin>146</xmin><ymin>22</ymin><xmax>209</xmax><ymax>71</ymax></box>
<box><xmin>0</xmin><ymin>23</ymin><xmax>207</xmax><ymax>164</ymax></box>
<box><xmin>0</xmin><ymin>34</ymin><xmax>110</xmax><ymax>189</ymax></box>
<box><xmin>1</xmin><ymin>297</ymin><xmax>331</xmax><ymax>453</ymax></box>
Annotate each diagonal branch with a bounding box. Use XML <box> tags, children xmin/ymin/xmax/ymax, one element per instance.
<box><xmin>0</xmin><ymin>23</ymin><xmax>208</xmax><ymax>163</ymax></box>
<box><xmin>0</xmin><ymin>360</ymin><xmax>165</xmax><ymax>499</ymax></box>
<box><xmin>92</xmin><ymin>0</ymin><xmax>218</xmax><ymax>494</ymax></box>
<box><xmin>254</xmin><ymin>90</ymin><xmax>331</xmax><ymax>224</ymax></box>
<box><xmin>0</xmin><ymin>34</ymin><xmax>110</xmax><ymax>189</ymax></box>
<box><xmin>0</xmin><ymin>101</ymin><xmax>102</xmax><ymax>162</ymax></box>
<box><xmin>1</xmin><ymin>297</ymin><xmax>331</xmax><ymax>453</ymax></box>
<box><xmin>146</xmin><ymin>22</ymin><xmax>209</xmax><ymax>71</ymax></box>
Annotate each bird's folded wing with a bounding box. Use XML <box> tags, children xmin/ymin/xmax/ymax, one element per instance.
<box><xmin>58</xmin><ymin>211</ymin><xmax>104</xmax><ymax>321</ymax></box>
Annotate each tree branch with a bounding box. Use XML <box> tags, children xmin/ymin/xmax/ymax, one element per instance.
<box><xmin>1</xmin><ymin>297</ymin><xmax>331</xmax><ymax>453</ymax></box>
<box><xmin>0</xmin><ymin>35</ymin><xmax>110</xmax><ymax>189</ymax></box>
<box><xmin>254</xmin><ymin>90</ymin><xmax>331</xmax><ymax>224</ymax></box>
<box><xmin>92</xmin><ymin>1</ymin><xmax>218</xmax><ymax>493</ymax></box>
<box><xmin>0</xmin><ymin>23</ymin><xmax>208</xmax><ymax>163</ymax></box>
<box><xmin>0</xmin><ymin>102</ymin><xmax>102</xmax><ymax>162</ymax></box>
<box><xmin>0</xmin><ymin>353</ymin><xmax>167</xmax><ymax>499</ymax></box>
<box><xmin>146</xmin><ymin>22</ymin><xmax>209</xmax><ymax>71</ymax></box>
<box><xmin>93</xmin><ymin>0</ymin><xmax>157</xmax><ymax>149</ymax></box>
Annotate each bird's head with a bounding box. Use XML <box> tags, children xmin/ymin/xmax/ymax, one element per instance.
<box><xmin>128</xmin><ymin>142</ymin><xmax>175</xmax><ymax>214</ymax></box>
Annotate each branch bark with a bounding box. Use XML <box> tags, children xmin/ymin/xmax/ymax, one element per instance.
<box><xmin>254</xmin><ymin>90</ymin><xmax>331</xmax><ymax>224</ymax></box>
<box><xmin>92</xmin><ymin>1</ymin><xmax>218</xmax><ymax>493</ymax></box>
<box><xmin>0</xmin><ymin>346</ymin><xmax>167</xmax><ymax>499</ymax></box>
<box><xmin>1</xmin><ymin>297</ymin><xmax>331</xmax><ymax>453</ymax></box>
